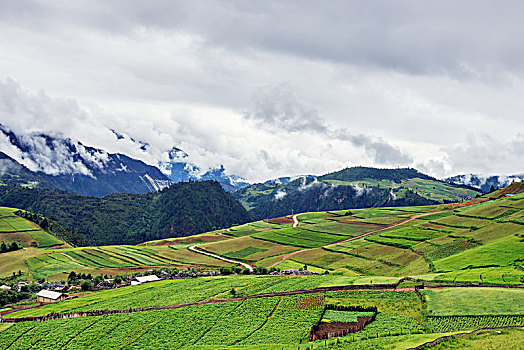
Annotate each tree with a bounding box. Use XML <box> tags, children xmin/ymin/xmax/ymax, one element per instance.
<box><xmin>81</xmin><ymin>281</ymin><xmax>93</xmax><ymax>291</ymax></box>
<box><xmin>10</xmin><ymin>242</ymin><xmax>19</xmax><ymax>251</ymax></box>
<box><xmin>114</xmin><ymin>276</ymin><xmax>123</xmax><ymax>284</ymax></box>
<box><xmin>94</xmin><ymin>275</ymin><xmax>104</xmax><ymax>286</ymax></box>
<box><xmin>230</xmin><ymin>288</ymin><xmax>236</xmax><ymax>297</ymax></box>
<box><xmin>68</xmin><ymin>271</ymin><xmax>77</xmax><ymax>282</ymax></box>
<box><xmin>0</xmin><ymin>242</ymin><xmax>6</xmax><ymax>253</ymax></box>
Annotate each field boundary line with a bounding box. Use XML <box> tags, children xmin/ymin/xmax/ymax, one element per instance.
<box><xmin>325</xmin><ymin>211</ymin><xmax>445</xmax><ymax>246</ymax></box>
<box><xmin>233</xmin><ymin>297</ymin><xmax>282</xmax><ymax>345</ymax></box>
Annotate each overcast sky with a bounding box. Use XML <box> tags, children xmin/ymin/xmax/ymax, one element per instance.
<box><xmin>0</xmin><ymin>0</ymin><xmax>523</xmax><ymax>182</ymax></box>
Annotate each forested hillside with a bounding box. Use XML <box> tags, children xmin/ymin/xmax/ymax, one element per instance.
<box><xmin>0</xmin><ymin>181</ymin><xmax>251</xmax><ymax>245</ymax></box>
<box><xmin>235</xmin><ymin>167</ymin><xmax>480</xmax><ymax>220</ymax></box>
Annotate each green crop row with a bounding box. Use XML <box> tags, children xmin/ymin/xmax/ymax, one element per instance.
<box><xmin>427</xmin><ymin>315</ymin><xmax>524</xmax><ymax>332</ymax></box>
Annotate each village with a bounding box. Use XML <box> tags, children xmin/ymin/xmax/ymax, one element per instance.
<box><xmin>0</xmin><ymin>265</ymin><xmax>320</xmax><ymax>310</ymax></box>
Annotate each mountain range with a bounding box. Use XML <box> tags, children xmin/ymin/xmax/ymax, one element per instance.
<box><xmin>234</xmin><ymin>166</ymin><xmax>481</xmax><ymax>220</ymax></box>
<box><xmin>0</xmin><ymin>124</ymin><xmax>249</xmax><ymax>196</ymax></box>
<box><xmin>445</xmin><ymin>173</ymin><xmax>524</xmax><ymax>193</ymax></box>
<box><xmin>0</xmin><ymin>180</ymin><xmax>251</xmax><ymax>246</ymax></box>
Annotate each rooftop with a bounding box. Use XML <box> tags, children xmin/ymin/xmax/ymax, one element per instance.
<box><xmin>36</xmin><ymin>290</ymin><xmax>63</xmax><ymax>300</ymax></box>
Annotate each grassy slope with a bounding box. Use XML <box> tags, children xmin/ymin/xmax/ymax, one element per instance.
<box><xmin>3</xmin><ymin>283</ymin><xmax>524</xmax><ymax>349</ymax></box>
<box><xmin>0</xmin><ymin>190</ymin><xmax>522</xmax><ymax>284</ymax></box>
<box><xmin>1</xmin><ymin>188</ymin><xmax>523</xmax><ymax>349</ymax></box>
<box><xmin>0</xmin><ymin>207</ymin><xmax>63</xmax><ymax>248</ymax></box>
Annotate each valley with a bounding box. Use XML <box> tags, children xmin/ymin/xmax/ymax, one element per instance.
<box><xmin>0</xmin><ymin>183</ymin><xmax>522</xmax><ymax>349</ymax></box>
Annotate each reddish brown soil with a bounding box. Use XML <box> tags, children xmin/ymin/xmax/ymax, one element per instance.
<box><xmin>490</xmin><ymin>182</ymin><xmax>524</xmax><ymax>199</ymax></box>
<box><xmin>311</xmin><ymin>317</ymin><xmax>374</xmax><ymax>340</ymax></box>
<box><xmin>334</xmin><ymin>221</ymin><xmax>386</xmax><ymax>227</ymax></box>
<box><xmin>265</xmin><ymin>217</ymin><xmax>294</xmax><ymax>224</ymax></box>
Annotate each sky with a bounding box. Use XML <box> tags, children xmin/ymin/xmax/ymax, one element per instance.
<box><xmin>0</xmin><ymin>0</ymin><xmax>523</xmax><ymax>183</ymax></box>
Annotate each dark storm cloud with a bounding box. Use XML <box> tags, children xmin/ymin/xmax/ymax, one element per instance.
<box><xmin>3</xmin><ymin>1</ymin><xmax>523</xmax><ymax>77</ymax></box>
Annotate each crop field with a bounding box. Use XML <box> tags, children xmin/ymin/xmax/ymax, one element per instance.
<box><xmin>302</xmin><ymin>221</ymin><xmax>378</xmax><ymax>236</ymax></box>
<box><xmin>0</xmin><ymin>207</ymin><xmax>64</xmax><ymax>248</ymax></box>
<box><xmin>433</xmin><ymin>234</ymin><xmax>524</xmax><ymax>271</ymax></box>
<box><xmin>430</xmin><ymin>215</ymin><xmax>491</xmax><ymax>229</ymax></box>
<box><xmin>201</xmin><ymin>236</ymin><xmax>298</xmax><ymax>262</ymax></box>
<box><xmin>3</xmin><ymin>283</ymin><xmax>524</xmax><ymax>349</ymax></box>
<box><xmin>424</xmin><ymin>287</ymin><xmax>524</xmax><ymax>316</ymax></box>
<box><xmin>252</xmin><ymin>227</ymin><xmax>343</xmax><ymax>248</ymax></box>
<box><xmin>0</xmin><ymin>295</ymin><xmax>326</xmax><ymax>349</ymax></box>
<box><xmin>140</xmin><ymin>232</ymin><xmax>228</xmax><ymax>246</ymax></box>
<box><xmin>424</xmin><ymin>327</ymin><xmax>524</xmax><ymax>349</ymax></box>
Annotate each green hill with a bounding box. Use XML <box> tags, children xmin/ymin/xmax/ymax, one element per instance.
<box><xmin>0</xmin><ymin>185</ymin><xmax>522</xmax><ymax>349</ymax></box>
<box><xmin>0</xmin><ymin>181</ymin><xmax>252</xmax><ymax>246</ymax></box>
<box><xmin>234</xmin><ymin>166</ymin><xmax>480</xmax><ymax>220</ymax></box>
<box><xmin>0</xmin><ymin>207</ymin><xmax>67</xmax><ymax>249</ymax></box>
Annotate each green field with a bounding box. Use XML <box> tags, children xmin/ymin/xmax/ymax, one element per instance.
<box><xmin>1</xmin><ymin>189</ymin><xmax>524</xmax><ymax>348</ymax></box>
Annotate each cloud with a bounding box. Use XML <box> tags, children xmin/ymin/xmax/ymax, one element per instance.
<box><xmin>444</xmin><ymin>133</ymin><xmax>524</xmax><ymax>176</ymax></box>
<box><xmin>352</xmin><ymin>184</ymin><xmax>372</xmax><ymax>197</ymax></box>
<box><xmin>274</xmin><ymin>190</ymin><xmax>287</xmax><ymax>201</ymax></box>
<box><xmin>0</xmin><ymin>3</ymin><xmax>523</xmax><ymax>182</ymax></box>
<box><xmin>244</xmin><ymin>84</ymin><xmax>327</xmax><ymax>133</ymax></box>
<box><xmin>244</xmin><ymin>84</ymin><xmax>412</xmax><ymax>166</ymax></box>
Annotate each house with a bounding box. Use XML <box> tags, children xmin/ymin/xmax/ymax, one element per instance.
<box><xmin>0</xmin><ymin>285</ymin><xmax>11</xmax><ymax>290</ymax></box>
<box><xmin>48</xmin><ymin>283</ymin><xmax>64</xmax><ymax>291</ymax></box>
<box><xmin>14</xmin><ymin>281</ymin><xmax>28</xmax><ymax>291</ymax></box>
<box><xmin>36</xmin><ymin>290</ymin><xmax>65</xmax><ymax>304</ymax></box>
<box><xmin>131</xmin><ymin>275</ymin><xmax>160</xmax><ymax>285</ymax></box>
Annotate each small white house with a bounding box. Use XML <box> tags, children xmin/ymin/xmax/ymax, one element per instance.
<box><xmin>131</xmin><ymin>275</ymin><xmax>160</xmax><ymax>285</ymax></box>
<box><xmin>36</xmin><ymin>290</ymin><xmax>65</xmax><ymax>304</ymax></box>
<box><xmin>0</xmin><ymin>285</ymin><xmax>11</xmax><ymax>290</ymax></box>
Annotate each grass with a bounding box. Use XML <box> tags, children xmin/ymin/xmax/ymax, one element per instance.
<box><xmin>434</xmin><ymin>234</ymin><xmax>524</xmax><ymax>271</ymax></box>
<box><xmin>425</xmin><ymin>327</ymin><xmax>524</xmax><ymax>349</ymax></box>
<box><xmin>423</xmin><ymin>287</ymin><xmax>524</xmax><ymax>316</ymax></box>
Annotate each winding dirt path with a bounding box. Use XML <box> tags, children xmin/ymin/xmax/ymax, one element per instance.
<box><xmin>61</xmin><ymin>252</ymin><xmax>81</xmax><ymax>263</ymax></box>
<box><xmin>189</xmin><ymin>245</ymin><xmax>253</xmax><ymax>271</ymax></box>
<box><xmin>292</xmin><ymin>214</ymin><xmax>300</xmax><ymax>228</ymax></box>
<box><xmin>269</xmin><ymin>249</ymin><xmax>309</xmax><ymax>268</ymax></box>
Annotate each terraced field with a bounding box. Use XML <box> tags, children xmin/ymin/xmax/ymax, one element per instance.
<box><xmin>2</xmin><ymin>190</ymin><xmax>523</xmax><ymax>286</ymax></box>
<box><xmin>0</xmin><ymin>207</ymin><xmax>63</xmax><ymax>248</ymax></box>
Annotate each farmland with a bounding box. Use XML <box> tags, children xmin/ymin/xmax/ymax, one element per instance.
<box><xmin>2</xmin><ymin>190</ymin><xmax>522</xmax><ymax>285</ymax></box>
<box><xmin>3</xmin><ymin>281</ymin><xmax>524</xmax><ymax>349</ymax></box>
<box><xmin>0</xmin><ymin>187</ymin><xmax>523</xmax><ymax>348</ymax></box>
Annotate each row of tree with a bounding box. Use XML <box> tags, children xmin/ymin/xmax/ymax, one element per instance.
<box><xmin>0</xmin><ymin>241</ymin><xmax>20</xmax><ymax>253</ymax></box>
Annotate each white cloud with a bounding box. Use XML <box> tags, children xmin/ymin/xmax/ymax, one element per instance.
<box><xmin>0</xmin><ymin>2</ymin><xmax>523</xmax><ymax>181</ymax></box>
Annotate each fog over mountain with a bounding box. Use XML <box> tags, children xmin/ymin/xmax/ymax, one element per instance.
<box><xmin>0</xmin><ymin>1</ymin><xmax>523</xmax><ymax>181</ymax></box>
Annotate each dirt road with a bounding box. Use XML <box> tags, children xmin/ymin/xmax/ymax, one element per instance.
<box><xmin>189</xmin><ymin>245</ymin><xmax>253</xmax><ymax>271</ymax></box>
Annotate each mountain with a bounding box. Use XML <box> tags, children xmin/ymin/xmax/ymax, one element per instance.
<box><xmin>0</xmin><ymin>125</ymin><xmax>172</xmax><ymax>197</ymax></box>
<box><xmin>264</xmin><ymin>175</ymin><xmax>314</xmax><ymax>185</ymax></box>
<box><xmin>0</xmin><ymin>181</ymin><xmax>252</xmax><ymax>246</ymax></box>
<box><xmin>445</xmin><ymin>174</ymin><xmax>524</xmax><ymax>193</ymax></box>
<box><xmin>159</xmin><ymin>147</ymin><xmax>250</xmax><ymax>191</ymax></box>
<box><xmin>234</xmin><ymin>166</ymin><xmax>481</xmax><ymax>220</ymax></box>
